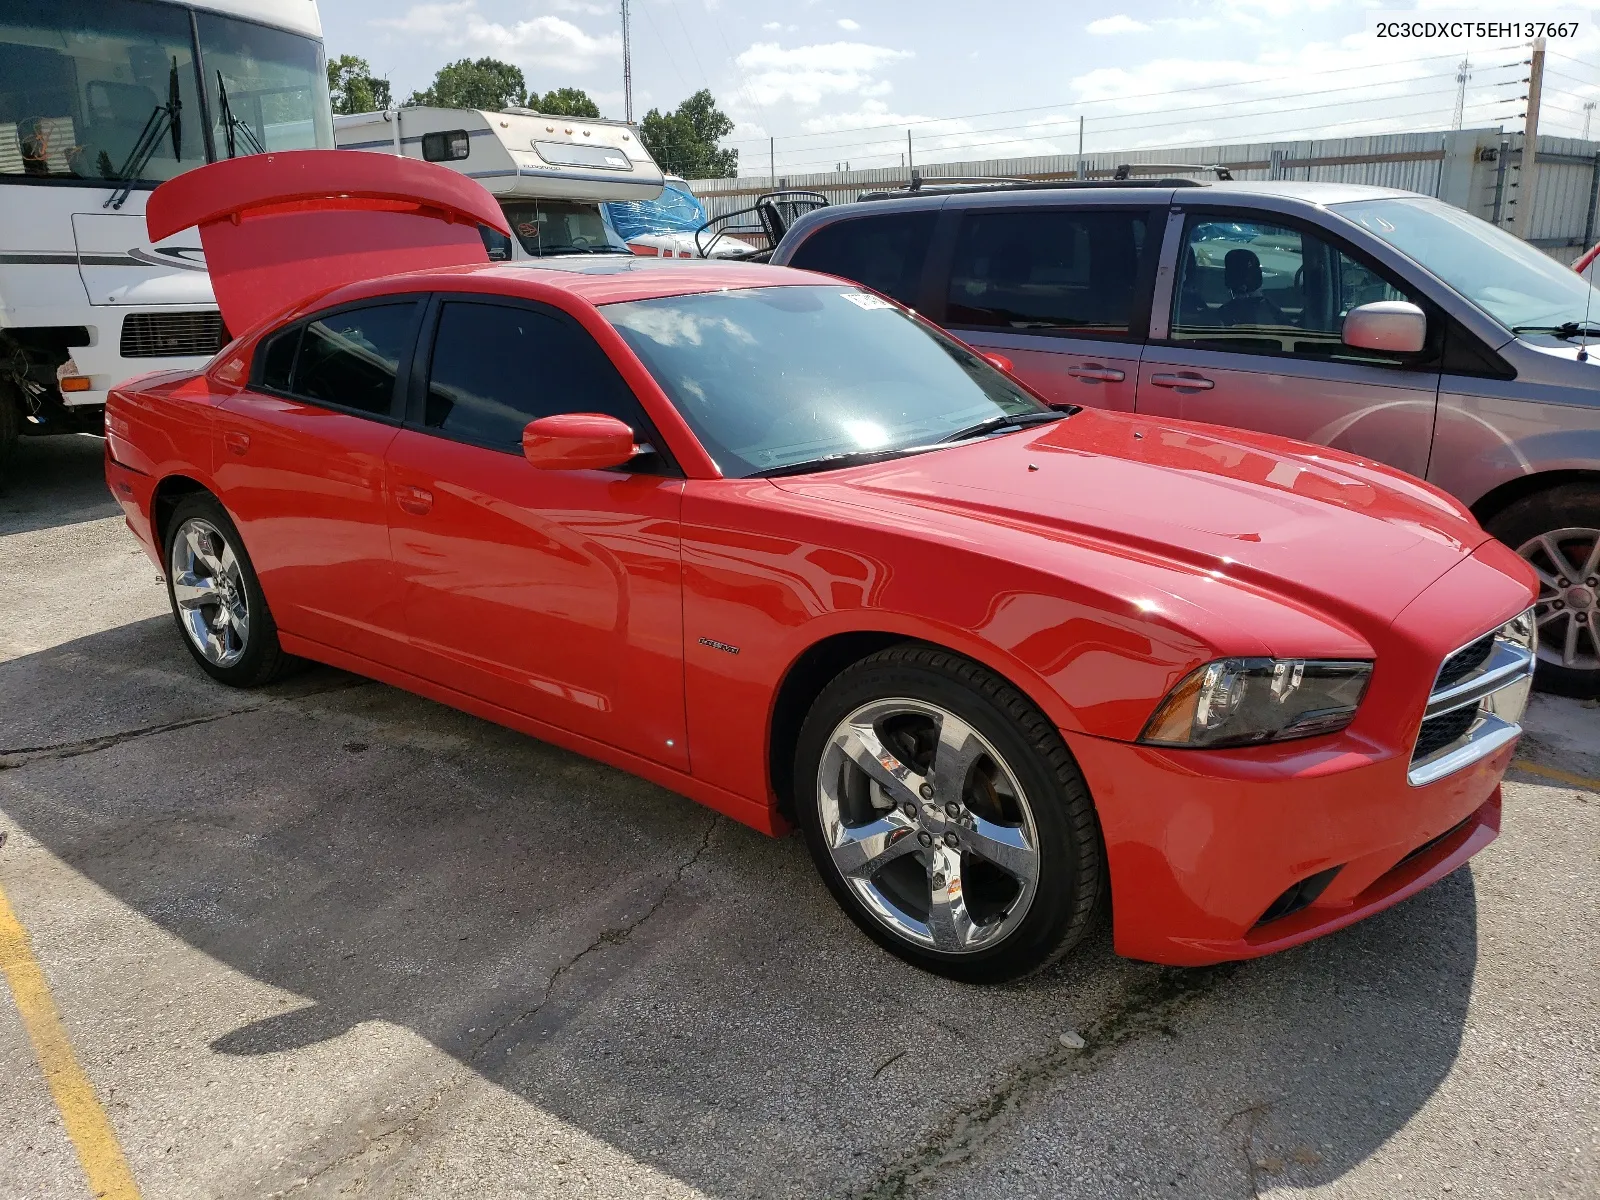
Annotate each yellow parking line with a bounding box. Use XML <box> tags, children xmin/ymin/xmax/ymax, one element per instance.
<box><xmin>1512</xmin><ymin>758</ymin><xmax>1600</xmax><ymax>793</ymax></box>
<box><xmin>0</xmin><ymin>881</ymin><xmax>141</xmax><ymax>1200</ymax></box>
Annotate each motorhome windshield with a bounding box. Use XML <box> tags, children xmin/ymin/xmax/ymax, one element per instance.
<box><xmin>0</xmin><ymin>0</ymin><xmax>329</xmax><ymax>187</ymax></box>
<box><xmin>503</xmin><ymin>200</ymin><xmax>629</xmax><ymax>256</ymax></box>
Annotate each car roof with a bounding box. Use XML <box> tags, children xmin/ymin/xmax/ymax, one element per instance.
<box><xmin>824</xmin><ymin>178</ymin><xmax>1419</xmax><ymax>214</ymax></box>
<box><xmin>308</xmin><ymin>257</ymin><xmax>833</xmax><ymax>314</ymax></box>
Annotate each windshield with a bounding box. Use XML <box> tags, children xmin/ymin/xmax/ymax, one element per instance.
<box><xmin>0</xmin><ymin>0</ymin><xmax>207</xmax><ymax>183</ymax></box>
<box><xmin>1333</xmin><ymin>196</ymin><xmax>1600</xmax><ymax>343</ymax></box>
<box><xmin>604</xmin><ymin>285</ymin><xmax>1048</xmax><ymax>477</ymax></box>
<box><xmin>195</xmin><ymin>12</ymin><xmax>331</xmax><ymax>156</ymax></box>
<box><xmin>502</xmin><ymin>200</ymin><xmax>629</xmax><ymax>256</ymax></box>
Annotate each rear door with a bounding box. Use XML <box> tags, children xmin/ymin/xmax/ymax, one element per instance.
<box><xmin>926</xmin><ymin>202</ymin><xmax>1164</xmax><ymax>413</ymax></box>
<box><xmin>215</xmin><ymin>299</ymin><xmax>420</xmax><ymax>661</ymax></box>
<box><xmin>384</xmin><ymin>295</ymin><xmax>689</xmax><ymax>769</ymax></box>
<box><xmin>1137</xmin><ymin>208</ymin><xmax>1440</xmax><ymax>479</ymax></box>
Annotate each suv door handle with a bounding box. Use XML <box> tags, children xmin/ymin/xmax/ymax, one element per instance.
<box><xmin>397</xmin><ymin>484</ymin><xmax>433</xmax><ymax>516</ymax></box>
<box><xmin>1149</xmin><ymin>372</ymin><xmax>1215</xmax><ymax>391</ymax></box>
<box><xmin>1066</xmin><ymin>365</ymin><xmax>1126</xmax><ymax>383</ymax></box>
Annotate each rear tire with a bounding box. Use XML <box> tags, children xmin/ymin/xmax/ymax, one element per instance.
<box><xmin>793</xmin><ymin>643</ymin><xmax>1104</xmax><ymax>983</ymax></box>
<box><xmin>0</xmin><ymin>385</ymin><xmax>19</xmax><ymax>478</ymax></box>
<box><xmin>1486</xmin><ymin>484</ymin><xmax>1600</xmax><ymax>700</ymax></box>
<box><xmin>163</xmin><ymin>493</ymin><xmax>297</xmax><ymax>687</ymax></box>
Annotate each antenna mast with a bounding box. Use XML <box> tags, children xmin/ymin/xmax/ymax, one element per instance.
<box><xmin>1452</xmin><ymin>58</ymin><xmax>1471</xmax><ymax>130</ymax></box>
<box><xmin>621</xmin><ymin>0</ymin><xmax>633</xmax><ymax>124</ymax></box>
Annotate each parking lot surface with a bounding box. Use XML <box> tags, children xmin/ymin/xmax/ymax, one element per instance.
<box><xmin>2</xmin><ymin>434</ymin><xmax>1596</xmax><ymax>1200</ymax></box>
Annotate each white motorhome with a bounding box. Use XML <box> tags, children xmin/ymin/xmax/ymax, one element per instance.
<box><xmin>334</xmin><ymin>106</ymin><xmax>667</xmax><ymax>261</ymax></box>
<box><xmin>0</xmin><ymin>0</ymin><xmax>331</xmax><ymax>464</ymax></box>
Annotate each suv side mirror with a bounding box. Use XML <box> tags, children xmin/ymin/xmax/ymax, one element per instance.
<box><xmin>1342</xmin><ymin>301</ymin><xmax>1426</xmax><ymax>354</ymax></box>
<box><xmin>522</xmin><ymin>413</ymin><xmax>638</xmax><ymax>470</ymax></box>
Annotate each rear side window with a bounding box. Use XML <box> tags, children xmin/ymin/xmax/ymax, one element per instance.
<box><xmin>291</xmin><ymin>302</ymin><xmax>417</xmax><ymax>418</ymax></box>
<box><xmin>946</xmin><ymin>209</ymin><xmax>1154</xmax><ymax>338</ymax></box>
<box><xmin>258</xmin><ymin>325</ymin><xmax>299</xmax><ymax>391</ymax></box>
<box><xmin>423</xmin><ymin>301</ymin><xmax>644</xmax><ymax>451</ymax></box>
<box><xmin>786</xmin><ymin>211</ymin><xmax>937</xmax><ymax>308</ymax></box>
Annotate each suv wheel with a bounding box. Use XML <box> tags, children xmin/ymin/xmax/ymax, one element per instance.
<box><xmin>1487</xmin><ymin>483</ymin><xmax>1600</xmax><ymax>699</ymax></box>
<box><xmin>793</xmin><ymin>644</ymin><xmax>1104</xmax><ymax>982</ymax></box>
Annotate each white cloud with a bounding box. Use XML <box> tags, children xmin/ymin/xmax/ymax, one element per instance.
<box><xmin>735</xmin><ymin>41</ymin><xmax>913</xmax><ymax>106</ymax></box>
<box><xmin>837</xmin><ymin>18</ymin><xmax>860</xmax><ymax>30</ymax></box>
<box><xmin>375</xmin><ymin>1</ymin><xmax>619</xmax><ymax>72</ymax></box>
<box><xmin>1086</xmin><ymin>15</ymin><xmax>1151</xmax><ymax>35</ymax></box>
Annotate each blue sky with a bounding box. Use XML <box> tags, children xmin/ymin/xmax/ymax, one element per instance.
<box><xmin>320</xmin><ymin>1</ymin><xmax>1600</xmax><ymax>175</ymax></box>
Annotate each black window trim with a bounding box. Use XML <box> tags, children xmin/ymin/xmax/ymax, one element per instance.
<box><xmin>247</xmin><ymin>294</ymin><xmax>427</xmax><ymax>424</ymax></box>
<box><xmin>406</xmin><ymin>292</ymin><xmax>682</xmax><ymax>477</ymax></box>
<box><xmin>1156</xmin><ymin>204</ymin><xmax>1456</xmax><ymax>374</ymax></box>
<box><xmin>783</xmin><ymin>206</ymin><xmax>946</xmax><ymax>316</ymax></box>
<box><xmin>928</xmin><ymin>201</ymin><xmax>1168</xmax><ymax>344</ymax></box>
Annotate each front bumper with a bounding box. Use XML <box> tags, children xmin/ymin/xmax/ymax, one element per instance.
<box><xmin>1065</xmin><ymin>726</ymin><xmax>1510</xmax><ymax>965</ymax></box>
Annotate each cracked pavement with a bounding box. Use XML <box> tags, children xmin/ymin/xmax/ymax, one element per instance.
<box><xmin>1</xmin><ymin>434</ymin><xmax>1596</xmax><ymax>1199</ymax></box>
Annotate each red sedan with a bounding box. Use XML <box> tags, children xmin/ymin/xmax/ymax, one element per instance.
<box><xmin>105</xmin><ymin>153</ymin><xmax>1539</xmax><ymax>982</ymax></box>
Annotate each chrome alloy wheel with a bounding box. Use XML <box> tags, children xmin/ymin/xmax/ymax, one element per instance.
<box><xmin>1518</xmin><ymin>527</ymin><xmax>1600</xmax><ymax>672</ymax></box>
<box><xmin>816</xmin><ymin>698</ymin><xmax>1041</xmax><ymax>954</ymax></box>
<box><xmin>170</xmin><ymin>517</ymin><xmax>250</xmax><ymax>668</ymax></box>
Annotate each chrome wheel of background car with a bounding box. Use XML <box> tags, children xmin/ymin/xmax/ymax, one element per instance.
<box><xmin>170</xmin><ymin>517</ymin><xmax>250</xmax><ymax>668</ymax></box>
<box><xmin>816</xmin><ymin>697</ymin><xmax>1041</xmax><ymax>954</ymax></box>
<box><xmin>1518</xmin><ymin>526</ymin><xmax>1600</xmax><ymax>672</ymax></box>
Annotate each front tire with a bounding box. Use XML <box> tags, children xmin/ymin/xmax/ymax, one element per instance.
<box><xmin>1487</xmin><ymin>484</ymin><xmax>1600</xmax><ymax>699</ymax></box>
<box><xmin>163</xmin><ymin>493</ymin><xmax>296</xmax><ymax>687</ymax></box>
<box><xmin>794</xmin><ymin>644</ymin><xmax>1104</xmax><ymax>983</ymax></box>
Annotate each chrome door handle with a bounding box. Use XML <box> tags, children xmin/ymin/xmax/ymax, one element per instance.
<box><xmin>397</xmin><ymin>485</ymin><xmax>433</xmax><ymax>516</ymax></box>
<box><xmin>1149</xmin><ymin>372</ymin><xmax>1215</xmax><ymax>391</ymax></box>
<box><xmin>1066</xmin><ymin>365</ymin><xmax>1126</xmax><ymax>383</ymax></box>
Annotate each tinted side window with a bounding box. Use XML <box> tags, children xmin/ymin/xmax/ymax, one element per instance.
<box><xmin>291</xmin><ymin>303</ymin><xmax>417</xmax><ymax>417</ymax></box>
<box><xmin>259</xmin><ymin>325</ymin><xmax>300</xmax><ymax>391</ymax></box>
<box><xmin>1172</xmin><ymin>214</ymin><xmax>1419</xmax><ymax>364</ymax></box>
<box><xmin>424</xmin><ymin>301</ymin><xmax>643</xmax><ymax>450</ymax></box>
<box><xmin>946</xmin><ymin>209</ymin><xmax>1153</xmax><ymax>337</ymax></box>
<box><xmin>787</xmin><ymin>212</ymin><xmax>936</xmax><ymax>307</ymax></box>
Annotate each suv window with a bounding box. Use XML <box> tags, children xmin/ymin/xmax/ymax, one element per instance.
<box><xmin>786</xmin><ymin>211</ymin><xmax>937</xmax><ymax>308</ymax></box>
<box><xmin>946</xmin><ymin>208</ymin><xmax>1155</xmax><ymax>338</ymax></box>
<box><xmin>1172</xmin><ymin>214</ymin><xmax>1418</xmax><ymax>363</ymax></box>
<box><xmin>288</xmin><ymin>302</ymin><xmax>417</xmax><ymax>417</ymax></box>
<box><xmin>423</xmin><ymin>300</ymin><xmax>645</xmax><ymax>451</ymax></box>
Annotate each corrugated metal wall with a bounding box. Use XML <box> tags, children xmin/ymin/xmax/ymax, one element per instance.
<box><xmin>689</xmin><ymin>126</ymin><xmax>1600</xmax><ymax>260</ymax></box>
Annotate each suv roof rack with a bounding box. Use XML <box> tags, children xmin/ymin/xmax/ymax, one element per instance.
<box><xmin>1113</xmin><ymin>162</ymin><xmax>1234</xmax><ymax>181</ymax></box>
<box><xmin>857</xmin><ymin>173</ymin><xmax>1209</xmax><ymax>201</ymax></box>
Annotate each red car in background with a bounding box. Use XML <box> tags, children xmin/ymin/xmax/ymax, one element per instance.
<box><xmin>105</xmin><ymin>153</ymin><xmax>1538</xmax><ymax>982</ymax></box>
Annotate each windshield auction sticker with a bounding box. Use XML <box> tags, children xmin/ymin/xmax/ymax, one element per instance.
<box><xmin>842</xmin><ymin>292</ymin><xmax>895</xmax><ymax>310</ymax></box>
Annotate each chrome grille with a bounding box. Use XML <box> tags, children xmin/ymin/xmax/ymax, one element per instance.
<box><xmin>1408</xmin><ymin>610</ymin><xmax>1537</xmax><ymax>787</ymax></box>
<box><xmin>120</xmin><ymin>312</ymin><xmax>228</xmax><ymax>358</ymax></box>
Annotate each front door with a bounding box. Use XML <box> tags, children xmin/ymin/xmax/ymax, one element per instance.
<box><xmin>215</xmin><ymin>298</ymin><xmax>421</xmax><ymax>660</ymax></box>
<box><xmin>385</xmin><ymin>296</ymin><xmax>689</xmax><ymax>769</ymax></box>
<box><xmin>1138</xmin><ymin>210</ymin><xmax>1439</xmax><ymax>479</ymax></box>
<box><xmin>937</xmin><ymin>204</ymin><xmax>1161</xmax><ymax>413</ymax></box>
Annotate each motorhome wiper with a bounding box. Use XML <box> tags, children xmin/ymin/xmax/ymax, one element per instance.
<box><xmin>1512</xmin><ymin>321</ymin><xmax>1600</xmax><ymax>340</ymax></box>
<box><xmin>105</xmin><ymin>57</ymin><xmax>182</xmax><ymax>210</ymax></box>
<box><xmin>938</xmin><ymin>409</ymin><xmax>1068</xmax><ymax>443</ymax></box>
<box><xmin>216</xmin><ymin>72</ymin><xmax>265</xmax><ymax>159</ymax></box>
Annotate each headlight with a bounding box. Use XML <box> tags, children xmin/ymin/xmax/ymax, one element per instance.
<box><xmin>1140</xmin><ymin>658</ymin><xmax>1373</xmax><ymax>748</ymax></box>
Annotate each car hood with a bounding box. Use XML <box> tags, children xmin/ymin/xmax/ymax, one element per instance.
<box><xmin>772</xmin><ymin>409</ymin><xmax>1490</xmax><ymax>632</ymax></box>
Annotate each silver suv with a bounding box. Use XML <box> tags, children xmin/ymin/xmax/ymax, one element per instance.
<box><xmin>772</xmin><ymin>180</ymin><xmax>1600</xmax><ymax>698</ymax></box>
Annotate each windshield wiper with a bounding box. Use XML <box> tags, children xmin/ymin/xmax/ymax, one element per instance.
<box><xmin>1512</xmin><ymin>321</ymin><xmax>1600</xmax><ymax>340</ymax></box>
<box><xmin>749</xmin><ymin>445</ymin><xmax>941</xmax><ymax>479</ymax></box>
<box><xmin>106</xmin><ymin>57</ymin><xmax>182</xmax><ymax>210</ymax></box>
<box><xmin>939</xmin><ymin>409</ymin><xmax>1070</xmax><ymax>443</ymax></box>
<box><xmin>216</xmin><ymin>71</ymin><xmax>265</xmax><ymax>159</ymax></box>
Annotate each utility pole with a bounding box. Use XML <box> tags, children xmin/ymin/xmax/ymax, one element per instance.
<box><xmin>1515</xmin><ymin>37</ymin><xmax>1545</xmax><ymax>238</ymax></box>
<box><xmin>906</xmin><ymin>129</ymin><xmax>913</xmax><ymax>177</ymax></box>
<box><xmin>1078</xmin><ymin>115</ymin><xmax>1084</xmax><ymax>156</ymax></box>
<box><xmin>1453</xmin><ymin>58</ymin><xmax>1471</xmax><ymax>130</ymax></box>
<box><xmin>621</xmin><ymin>0</ymin><xmax>633</xmax><ymax>124</ymax></box>
<box><xmin>1585</xmin><ymin>100</ymin><xmax>1596</xmax><ymax>140</ymax></box>
<box><xmin>769</xmin><ymin>136</ymin><xmax>775</xmax><ymax>185</ymax></box>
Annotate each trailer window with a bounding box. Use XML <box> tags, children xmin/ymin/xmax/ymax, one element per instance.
<box><xmin>0</xmin><ymin>0</ymin><xmax>205</xmax><ymax>183</ymax></box>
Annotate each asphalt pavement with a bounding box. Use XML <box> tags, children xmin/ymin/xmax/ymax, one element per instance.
<box><xmin>1</xmin><ymin>433</ymin><xmax>1595</xmax><ymax>1200</ymax></box>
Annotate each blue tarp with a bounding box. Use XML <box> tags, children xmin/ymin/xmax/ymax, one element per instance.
<box><xmin>604</xmin><ymin>179</ymin><xmax>709</xmax><ymax>240</ymax></box>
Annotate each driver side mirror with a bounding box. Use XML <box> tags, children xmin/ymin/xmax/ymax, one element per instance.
<box><xmin>522</xmin><ymin>413</ymin><xmax>640</xmax><ymax>470</ymax></box>
<box><xmin>979</xmin><ymin>352</ymin><xmax>1014</xmax><ymax>374</ymax></box>
<box><xmin>1342</xmin><ymin>300</ymin><xmax>1426</xmax><ymax>354</ymax></box>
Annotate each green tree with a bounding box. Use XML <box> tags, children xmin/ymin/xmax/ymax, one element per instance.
<box><xmin>639</xmin><ymin>89</ymin><xmax>737</xmax><ymax>179</ymax></box>
<box><xmin>406</xmin><ymin>57</ymin><xmax>526</xmax><ymax>110</ymax></box>
<box><xmin>327</xmin><ymin>54</ymin><xmax>392</xmax><ymax>114</ymax></box>
<box><xmin>532</xmin><ymin>87</ymin><xmax>601</xmax><ymax>118</ymax></box>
